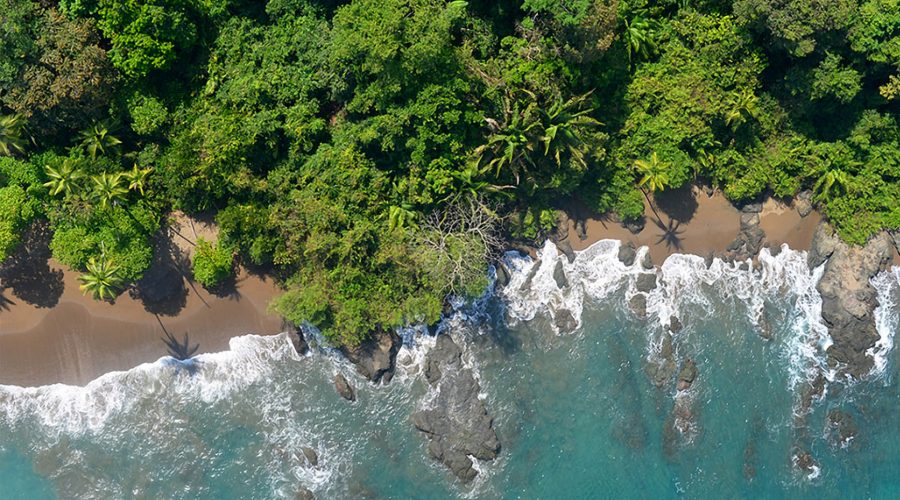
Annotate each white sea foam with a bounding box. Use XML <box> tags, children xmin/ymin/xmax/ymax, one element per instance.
<box><xmin>869</xmin><ymin>266</ymin><xmax>900</xmax><ymax>378</ymax></box>
<box><xmin>500</xmin><ymin>239</ymin><xmax>831</xmax><ymax>390</ymax></box>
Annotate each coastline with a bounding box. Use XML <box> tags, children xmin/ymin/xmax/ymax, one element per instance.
<box><xmin>1</xmin><ymin>191</ymin><xmax>896</xmax><ymax>388</ymax></box>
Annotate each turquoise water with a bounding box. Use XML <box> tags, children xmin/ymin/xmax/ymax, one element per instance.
<box><xmin>1</xmin><ymin>241</ymin><xmax>898</xmax><ymax>499</ymax></box>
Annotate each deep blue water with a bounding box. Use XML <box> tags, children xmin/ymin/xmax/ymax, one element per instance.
<box><xmin>1</xmin><ymin>241</ymin><xmax>898</xmax><ymax>499</ymax></box>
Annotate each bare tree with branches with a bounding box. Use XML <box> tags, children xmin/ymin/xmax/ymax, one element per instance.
<box><xmin>416</xmin><ymin>196</ymin><xmax>505</xmax><ymax>298</ymax></box>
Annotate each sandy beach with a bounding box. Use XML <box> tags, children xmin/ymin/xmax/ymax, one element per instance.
<box><xmin>0</xmin><ymin>215</ymin><xmax>285</xmax><ymax>387</ymax></box>
<box><xmin>563</xmin><ymin>186</ymin><xmax>824</xmax><ymax>265</ymax></box>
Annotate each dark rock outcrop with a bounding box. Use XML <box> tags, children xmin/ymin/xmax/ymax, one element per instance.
<box><xmin>796</xmin><ymin>190</ymin><xmax>814</xmax><ymax>217</ymax></box>
<box><xmin>575</xmin><ymin>219</ymin><xmax>588</xmax><ymax>240</ymax></box>
<box><xmin>556</xmin><ymin>240</ymin><xmax>576</xmax><ymax>264</ymax></box>
<box><xmin>646</xmin><ymin>334</ymin><xmax>676</xmax><ymax>387</ymax></box>
<box><xmin>340</xmin><ymin>328</ymin><xmax>402</xmax><ymax>383</ymax></box>
<box><xmin>554</xmin><ymin>309</ymin><xmax>578</xmax><ymax>333</ymax></box>
<box><xmin>724</xmin><ymin>208</ymin><xmax>766</xmax><ymax>261</ymax></box>
<box><xmin>286</xmin><ymin>324</ymin><xmax>310</xmax><ymax>355</ymax></box>
<box><xmin>668</xmin><ymin>315</ymin><xmax>683</xmax><ymax>333</ymax></box>
<box><xmin>640</xmin><ymin>251</ymin><xmax>654</xmax><ymax>270</ymax></box>
<box><xmin>826</xmin><ymin>410</ymin><xmax>858</xmax><ymax>448</ymax></box>
<box><xmin>629</xmin><ymin>293</ymin><xmax>647</xmax><ymax>318</ymax></box>
<box><xmin>624</xmin><ymin>217</ymin><xmax>645</xmax><ymax>234</ymax></box>
<box><xmin>553</xmin><ymin>260</ymin><xmax>568</xmax><ymax>289</ymax></box>
<box><xmin>495</xmin><ymin>262</ymin><xmax>510</xmax><ymax>288</ymax></box>
<box><xmin>617</xmin><ymin>242</ymin><xmax>637</xmax><ymax>267</ymax></box>
<box><xmin>334</xmin><ymin>373</ymin><xmax>356</xmax><ymax>402</ymax></box>
<box><xmin>413</xmin><ymin>335</ymin><xmax>500</xmax><ymax>482</ymax></box>
<box><xmin>677</xmin><ymin>359</ymin><xmax>698</xmax><ymax>391</ymax></box>
<box><xmin>810</xmin><ymin>223</ymin><xmax>893</xmax><ymax>377</ymax></box>
<box><xmin>635</xmin><ymin>273</ymin><xmax>657</xmax><ymax>293</ymax></box>
<box><xmin>890</xmin><ymin>231</ymin><xmax>900</xmax><ymax>257</ymax></box>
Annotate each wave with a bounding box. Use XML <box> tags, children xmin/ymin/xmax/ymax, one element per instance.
<box><xmin>870</xmin><ymin>266</ymin><xmax>900</xmax><ymax>378</ymax></box>
<box><xmin>500</xmin><ymin>240</ymin><xmax>832</xmax><ymax>390</ymax></box>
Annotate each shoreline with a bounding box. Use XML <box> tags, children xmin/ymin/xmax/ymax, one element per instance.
<box><xmin>1</xmin><ymin>192</ymin><xmax>897</xmax><ymax>388</ymax></box>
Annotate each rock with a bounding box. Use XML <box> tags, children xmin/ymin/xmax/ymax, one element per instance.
<box><xmin>640</xmin><ymin>251</ymin><xmax>654</xmax><ymax>270</ymax></box>
<box><xmin>334</xmin><ymin>373</ymin><xmax>356</xmax><ymax>402</ymax></box>
<box><xmin>340</xmin><ymin>328</ymin><xmax>402</xmax><ymax>383</ymax></box>
<box><xmin>808</xmin><ymin>224</ymin><xmax>840</xmax><ymax>268</ymax></box>
<box><xmin>891</xmin><ymin>231</ymin><xmax>900</xmax><ymax>257</ymax></box>
<box><xmin>617</xmin><ymin>242</ymin><xmax>637</xmax><ymax>266</ymax></box>
<box><xmin>575</xmin><ymin>219</ymin><xmax>588</xmax><ymax>241</ymax></box>
<box><xmin>741</xmin><ymin>202</ymin><xmax>763</xmax><ymax>213</ymax></box>
<box><xmin>552</xmin><ymin>260</ymin><xmax>568</xmax><ymax>289</ymax></box>
<box><xmin>286</xmin><ymin>325</ymin><xmax>310</xmax><ymax>356</ymax></box>
<box><xmin>740</xmin><ymin>212</ymin><xmax>760</xmax><ymax>228</ymax></box>
<box><xmin>301</xmin><ymin>447</ymin><xmax>318</xmax><ymax>467</ymax></box>
<box><xmin>635</xmin><ymin>273</ymin><xmax>657</xmax><ymax>293</ymax></box>
<box><xmin>494</xmin><ymin>261</ymin><xmax>510</xmax><ymax>288</ymax></box>
<box><xmin>792</xmin><ymin>448</ymin><xmax>818</xmax><ymax>476</ymax></box>
<box><xmin>624</xmin><ymin>217</ymin><xmax>645</xmax><ymax>234</ymax></box>
<box><xmin>796</xmin><ymin>192</ymin><xmax>814</xmax><ymax>218</ymax></box>
<box><xmin>294</xmin><ymin>487</ymin><xmax>315</xmax><ymax>500</ymax></box>
<box><xmin>413</xmin><ymin>335</ymin><xmax>500</xmax><ymax>483</ymax></box>
<box><xmin>520</xmin><ymin>259</ymin><xmax>542</xmax><ymax>292</ymax></box>
<box><xmin>629</xmin><ymin>294</ymin><xmax>647</xmax><ymax>318</ymax></box>
<box><xmin>798</xmin><ymin>374</ymin><xmax>826</xmax><ymax>415</ymax></box>
<box><xmin>554</xmin><ymin>309</ymin><xmax>578</xmax><ymax>333</ymax></box>
<box><xmin>646</xmin><ymin>334</ymin><xmax>676</xmax><ymax>387</ymax></box>
<box><xmin>552</xmin><ymin>210</ymin><xmax>570</xmax><ymax>241</ymax></box>
<box><xmin>668</xmin><ymin>315</ymin><xmax>683</xmax><ymax>333</ymax></box>
<box><xmin>826</xmin><ymin>410</ymin><xmax>858</xmax><ymax>447</ymax></box>
<box><xmin>703</xmin><ymin>185</ymin><xmax>714</xmax><ymax>198</ymax></box>
<box><xmin>556</xmin><ymin>240</ymin><xmax>576</xmax><ymax>264</ymax></box>
<box><xmin>677</xmin><ymin>359</ymin><xmax>698</xmax><ymax>391</ymax></box>
<box><xmin>811</xmin><ymin>223</ymin><xmax>893</xmax><ymax>377</ymax></box>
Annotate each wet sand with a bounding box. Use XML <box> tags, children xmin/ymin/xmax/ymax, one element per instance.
<box><xmin>0</xmin><ymin>216</ymin><xmax>284</xmax><ymax>387</ymax></box>
<box><xmin>563</xmin><ymin>187</ymin><xmax>823</xmax><ymax>265</ymax></box>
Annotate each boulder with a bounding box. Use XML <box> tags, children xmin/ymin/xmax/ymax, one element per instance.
<box><xmin>646</xmin><ymin>334</ymin><xmax>676</xmax><ymax>387</ymax></box>
<box><xmin>556</xmin><ymin>240</ymin><xmax>576</xmax><ymax>264</ymax></box>
<box><xmin>635</xmin><ymin>273</ymin><xmax>657</xmax><ymax>293</ymax></box>
<box><xmin>413</xmin><ymin>335</ymin><xmax>500</xmax><ymax>483</ymax></box>
<box><xmin>286</xmin><ymin>325</ymin><xmax>310</xmax><ymax>355</ymax></box>
<box><xmin>826</xmin><ymin>410</ymin><xmax>858</xmax><ymax>447</ymax></box>
<box><xmin>495</xmin><ymin>261</ymin><xmax>511</xmax><ymax>288</ymax></box>
<box><xmin>554</xmin><ymin>309</ymin><xmax>578</xmax><ymax>333</ymax></box>
<box><xmin>553</xmin><ymin>260</ymin><xmax>568</xmax><ymax>289</ymax></box>
<box><xmin>340</xmin><ymin>328</ymin><xmax>402</xmax><ymax>383</ymax></box>
<box><xmin>301</xmin><ymin>446</ymin><xmax>318</xmax><ymax>467</ymax></box>
<box><xmin>741</xmin><ymin>201</ymin><xmax>763</xmax><ymax>213</ymax></box>
<box><xmin>740</xmin><ymin>212</ymin><xmax>760</xmax><ymax>228</ymax></box>
<box><xmin>294</xmin><ymin>487</ymin><xmax>315</xmax><ymax>500</ymax></box>
<box><xmin>792</xmin><ymin>448</ymin><xmax>818</xmax><ymax>476</ymax></box>
<box><xmin>640</xmin><ymin>251</ymin><xmax>654</xmax><ymax>270</ymax></box>
<box><xmin>796</xmin><ymin>191</ymin><xmax>814</xmax><ymax>218</ymax></box>
<box><xmin>811</xmin><ymin>223</ymin><xmax>894</xmax><ymax>377</ymax></box>
<box><xmin>575</xmin><ymin>219</ymin><xmax>588</xmax><ymax>241</ymax></box>
<box><xmin>617</xmin><ymin>242</ymin><xmax>637</xmax><ymax>266</ymax></box>
<box><xmin>629</xmin><ymin>294</ymin><xmax>647</xmax><ymax>318</ymax></box>
<box><xmin>891</xmin><ymin>231</ymin><xmax>900</xmax><ymax>257</ymax></box>
<box><xmin>334</xmin><ymin>373</ymin><xmax>356</xmax><ymax>402</ymax></box>
<box><xmin>677</xmin><ymin>359</ymin><xmax>698</xmax><ymax>391</ymax></box>
<box><xmin>624</xmin><ymin>217</ymin><xmax>645</xmax><ymax>234</ymax></box>
<box><xmin>520</xmin><ymin>259</ymin><xmax>542</xmax><ymax>292</ymax></box>
<box><xmin>668</xmin><ymin>315</ymin><xmax>683</xmax><ymax>333</ymax></box>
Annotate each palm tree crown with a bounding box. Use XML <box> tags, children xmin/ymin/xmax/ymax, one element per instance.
<box><xmin>43</xmin><ymin>159</ymin><xmax>84</xmax><ymax>197</ymax></box>
<box><xmin>80</xmin><ymin>124</ymin><xmax>122</xmax><ymax>160</ymax></box>
<box><xmin>91</xmin><ymin>172</ymin><xmax>129</xmax><ymax>208</ymax></box>
<box><xmin>79</xmin><ymin>255</ymin><xmax>124</xmax><ymax>301</ymax></box>
<box><xmin>125</xmin><ymin>164</ymin><xmax>153</xmax><ymax>195</ymax></box>
<box><xmin>634</xmin><ymin>152</ymin><xmax>671</xmax><ymax>193</ymax></box>
<box><xmin>0</xmin><ymin>113</ymin><xmax>27</xmax><ymax>157</ymax></box>
<box><xmin>541</xmin><ymin>92</ymin><xmax>602</xmax><ymax>170</ymax></box>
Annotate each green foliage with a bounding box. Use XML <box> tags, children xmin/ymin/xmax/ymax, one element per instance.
<box><xmin>78</xmin><ymin>253</ymin><xmax>124</xmax><ymax>301</ymax></box>
<box><xmin>735</xmin><ymin>0</ymin><xmax>856</xmax><ymax>56</ymax></box>
<box><xmin>191</xmin><ymin>238</ymin><xmax>234</xmax><ymax>288</ymax></box>
<box><xmin>810</xmin><ymin>52</ymin><xmax>863</xmax><ymax>103</ymax></box>
<box><xmin>127</xmin><ymin>93</ymin><xmax>168</xmax><ymax>135</ymax></box>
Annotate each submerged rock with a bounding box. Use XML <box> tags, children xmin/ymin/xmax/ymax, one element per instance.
<box><xmin>334</xmin><ymin>373</ymin><xmax>356</xmax><ymax>402</ymax></box>
<box><xmin>553</xmin><ymin>260</ymin><xmax>568</xmax><ymax>289</ymax></box>
<box><xmin>810</xmin><ymin>223</ymin><xmax>894</xmax><ymax>377</ymax></box>
<box><xmin>677</xmin><ymin>359</ymin><xmax>698</xmax><ymax>391</ymax></box>
<box><xmin>827</xmin><ymin>410</ymin><xmax>859</xmax><ymax>448</ymax></box>
<box><xmin>645</xmin><ymin>334</ymin><xmax>676</xmax><ymax>387</ymax></box>
<box><xmin>294</xmin><ymin>487</ymin><xmax>315</xmax><ymax>500</ymax></box>
<box><xmin>554</xmin><ymin>309</ymin><xmax>578</xmax><ymax>333</ymax></box>
<box><xmin>617</xmin><ymin>242</ymin><xmax>637</xmax><ymax>267</ymax></box>
<box><xmin>301</xmin><ymin>446</ymin><xmax>318</xmax><ymax>467</ymax></box>
<box><xmin>792</xmin><ymin>448</ymin><xmax>819</xmax><ymax>477</ymax></box>
<box><xmin>413</xmin><ymin>335</ymin><xmax>500</xmax><ymax>483</ymax></box>
<box><xmin>340</xmin><ymin>328</ymin><xmax>402</xmax><ymax>383</ymax></box>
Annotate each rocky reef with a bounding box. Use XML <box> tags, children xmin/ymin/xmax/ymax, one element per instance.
<box><xmin>412</xmin><ymin>334</ymin><xmax>500</xmax><ymax>482</ymax></box>
<box><xmin>808</xmin><ymin>223</ymin><xmax>894</xmax><ymax>377</ymax></box>
<box><xmin>340</xmin><ymin>328</ymin><xmax>402</xmax><ymax>383</ymax></box>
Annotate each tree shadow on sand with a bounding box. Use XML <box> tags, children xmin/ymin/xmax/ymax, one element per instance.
<box><xmin>653</xmin><ymin>184</ymin><xmax>699</xmax><ymax>223</ymax></box>
<box><xmin>0</xmin><ymin>221</ymin><xmax>64</xmax><ymax>308</ymax></box>
<box><xmin>652</xmin><ymin>217</ymin><xmax>685</xmax><ymax>252</ymax></box>
<box><xmin>130</xmin><ymin>233</ymin><xmax>192</xmax><ymax>316</ymax></box>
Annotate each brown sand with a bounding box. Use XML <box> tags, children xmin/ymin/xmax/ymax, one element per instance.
<box><xmin>563</xmin><ymin>186</ymin><xmax>823</xmax><ymax>266</ymax></box>
<box><xmin>0</xmin><ymin>216</ymin><xmax>284</xmax><ymax>387</ymax></box>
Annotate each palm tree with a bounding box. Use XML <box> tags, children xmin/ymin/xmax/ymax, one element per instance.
<box><xmin>79</xmin><ymin>123</ymin><xmax>121</xmax><ymax>159</ymax></box>
<box><xmin>813</xmin><ymin>169</ymin><xmax>851</xmax><ymax>202</ymax></box>
<box><xmin>79</xmin><ymin>255</ymin><xmax>124</xmax><ymax>301</ymax></box>
<box><xmin>634</xmin><ymin>152</ymin><xmax>671</xmax><ymax>220</ymax></box>
<box><xmin>540</xmin><ymin>92</ymin><xmax>602</xmax><ymax>170</ymax></box>
<box><xmin>0</xmin><ymin>113</ymin><xmax>26</xmax><ymax>157</ymax></box>
<box><xmin>43</xmin><ymin>159</ymin><xmax>85</xmax><ymax>198</ymax></box>
<box><xmin>90</xmin><ymin>172</ymin><xmax>129</xmax><ymax>208</ymax></box>
<box><xmin>124</xmin><ymin>164</ymin><xmax>153</xmax><ymax>195</ymax></box>
<box><xmin>473</xmin><ymin>90</ymin><xmax>541</xmax><ymax>186</ymax></box>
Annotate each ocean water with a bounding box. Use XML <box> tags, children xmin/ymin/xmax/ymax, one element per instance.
<box><xmin>1</xmin><ymin>240</ymin><xmax>899</xmax><ymax>499</ymax></box>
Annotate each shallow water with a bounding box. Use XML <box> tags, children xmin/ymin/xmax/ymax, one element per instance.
<box><xmin>1</xmin><ymin>241</ymin><xmax>898</xmax><ymax>498</ymax></box>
